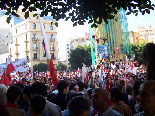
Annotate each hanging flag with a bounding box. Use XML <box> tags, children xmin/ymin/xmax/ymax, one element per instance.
<box><xmin>97</xmin><ymin>43</ymin><xmax>109</xmax><ymax>60</ymax></box>
<box><xmin>6</xmin><ymin>56</ymin><xmax>14</xmax><ymax>75</ymax></box>
<box><xmin>38</xmin><ymin>10</ymin><xmax>51</xmax><ymax>60</ymax></box>
<box><xmin>49</xmin><ymin>56</ymin><xmax>58</xmax><ymax>89</ymax></box>
<box><xmin>69</xmin><ymin>70</ymin><xmax>71</xmax><ymax>78</ymax></box>
<box><xmin>84</xmin><ymin>32</ymin><xmax>90</xmax><ymax>40</ymax></box>
<box><xmin>82</xmin><ymin>63</ymin><xmax>88</xmax><ymax>83</ymax></box>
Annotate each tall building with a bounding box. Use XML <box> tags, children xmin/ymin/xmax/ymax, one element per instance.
<box><xmin>129</xmin><ymin>31</ymin><xmax>148</xmax><ymax>44</ymax></box>
<box><xmin>66</xmin><ymin>37</ymin><xmax>89</xmax><ymax>69</ymax></box>
<box><xmin>138</xmin><ymin>25</ymin><xmax>155</xmax><ymax>42</ymax></box>
<box><xmin>0</xmin><ymin>10</ymin><xmax>58</xmax><ymax>72</ymax></box>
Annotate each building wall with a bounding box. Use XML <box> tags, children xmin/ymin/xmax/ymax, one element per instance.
<box><xmin>0</xmin><ymin>10</ymin><xmax>58</xmax><ymax>72</ymax></box>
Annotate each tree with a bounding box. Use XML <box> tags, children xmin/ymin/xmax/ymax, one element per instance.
<box><xmin>69</xmin><ymin>45</ymin><xmax>91</xmax><ymax>69</ymax></box>
<box><xmin>33</xmin><ymin>63</ymin><xmax>48</xmax><ymax>72</ymax></box>
<box><xmin>131</xmin><ymin>43</ymin><xmax>146</xmax><ymax>65</ymax></box>
<box><xmin>1</xmin><ymin>0</ymin><xmax>154</xmax><ymax>27</ymax></box>
<box><xmin>55</xmin><ymin>62</ymin><xmax>67</xmax><ymax>71</ymax></box>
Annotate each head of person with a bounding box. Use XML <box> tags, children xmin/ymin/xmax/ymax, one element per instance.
<box><xmin>23</xmin><ymin>85</ymin><xmax>31</xmax><ymax>103</ymax></box>
<box><xmin>133</xmin><ymin>80</ymin><xmax>143</xmax><ymax>98</ymax></box>
<box><xmin>69</xmin><ymin>83</ymin><xmax>79</xmax><ymax>93</ymax></box>
<box><xmin>30</xmin><ymin>82</ymin><xmax>47</xmax><ymax>96</ymax></box>
<box><xmin>116</xmin><ymin>84</ymin><xmax>123</xmax><ymax>93</ymax></box>
<box><xmin>6</xmin><ymin>85</ymin><xmax>21</xmax><ymax>102</ymax></box>
<box><xmin>126</xmin><ymin>85</ymin><xmax>132</xmax><ymax>95</ymax></box>
<box><xmin>29</xmin><ymin>94</ymin><xmax>46</xmax><ymax>115</ymax></box>
<box><xmin>137</xmin><ymin>80</ymin><xmax>155</xmax><ymax>115</ymax></box>
<box><xmin>91</xmin><ymin>88</ymin><xmax>108</xmax><ymax>110</ymax></box>
<box><xmin>66</xmin><ymin>90</ymin><xmax>79</xmax><ymax>103</ymax></box>
<box><xmin>57</xmin><ymin>80</ymin><xmax>69</xmax><ymax>94</ymax></box>
<box><xmin>120</xmin><ymin>80</ymin><xmax>125</xmax><ymax>88</ymax></box>
<box><xmin>68</xmin><ymin>96</ymin><xmax>90</xmax><ymax>116</ymax></box>
<box><xmin>77</xmin><ymin>81</ymin><xmax>85</xmax><ymax>92</ymax></box>
<box><xmin>110</xmin><ymin>87</ymin><xmax>122</xmax><ymax>103</ymax></box>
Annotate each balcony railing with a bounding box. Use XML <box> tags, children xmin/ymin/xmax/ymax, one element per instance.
<box><xmin>33</xmin><ymin>47</ymin><xmax>38</xmax><ymax>50</ymax></box>
<box><xmin>32</xmin><ymin>37</ymin><xmax>37</xmax><ymax>41</ymax></box>
<box><xmin>33</xmin><ymin>57</ymin><xmax>39</xmax><ymax>60</ymax></box>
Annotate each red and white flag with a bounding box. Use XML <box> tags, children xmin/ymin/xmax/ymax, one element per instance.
<box><xmin>0</xmin><ymin>56</ymin><xmax>15</xmax><ymax>86</ymax></box>
<box><xmin>38</xmin><ymin>10</ymin><xmax>58</xmax><ymax>89</ymax></box>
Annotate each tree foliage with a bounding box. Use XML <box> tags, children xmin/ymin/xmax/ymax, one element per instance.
<box><xmin>33</xmin><ymin>63</ymin><xmax>48</xmax><ymax>72</ymax></box>
<box><xmin>69</xmin><ymin>45</ymin><xmax>91</xmax><ymax>69</ymax></box>
<box><xmin>55</xmin><ymin>62</ymin><xmax>67</xmax><ymax>71</ymax></box>
<box><xmin>1</xmin><ymin>0</ymin><xmax>154</xmax><ymax>27</ymax></box>
<box><xmin>131</xmin><ymin>43</ymin><xmax>146</xmax><ymax>65</ymax></box>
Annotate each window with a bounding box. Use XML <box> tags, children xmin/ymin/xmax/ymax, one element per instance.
<box><xmin>50</xmin><ymin>34</ymin><xmax>54</xmax><ymax>41</ymax></box>
<box><xmin>50</xmin><ymin>25</ymin><xmax>53</xmax><ymax>30</ymax></box>
<box><xmin>33</xmin><ymin>42</ymin><xmax>37</xmax><ymax>50</ymax></box>
<box><xmin>34</xmin><ymin>52</ymin><xmax>37</xmax><ymax>59</ymax></box>
<box><xmin>33</xmin><ymin>23</ymin><xmax>36</xmax><ymax>29</ymax></box>
<box><xmin>67</xmin><ymin>51</ymin><xmax>69</xmax><ymax>53</ymax></box>
<box><xmin>67</xmin><ymin>47</ymin><xmax>69</xmax><ymax>49</ymax></box>
<box><xmin>51</xmin><ymin>53</ymin><xmax>54</xmax><ymax>59</ymax></box>
<box><xmin>33</xmin><ymin>33</ymin><xmax>36</xmax><ymax>40</ymax></box>
<box><xmin>43</xmin><ymin>24</ymin><xmax>45</xmax><ymax>29</ymax></box>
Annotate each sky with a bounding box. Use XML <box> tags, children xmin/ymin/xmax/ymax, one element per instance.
<box><xmin>57</xmin><ymin>4</ymin><xmax>155</xmax><ymax>61</ymax></box>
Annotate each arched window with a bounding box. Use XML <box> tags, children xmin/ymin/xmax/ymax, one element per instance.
<box><xmin>50</xmin><ymin>25</ymin><xmax>53</xmax><ymax>30</ymax></box>
<box><xmin>34</xmin><ymin>52</ymin><xmax>37</xmax><ymax>59</ymax></box>
<box><xmin>33</xmin><ymin>23</ymin><xmax>36</xmax><ymax>29</ymax></box>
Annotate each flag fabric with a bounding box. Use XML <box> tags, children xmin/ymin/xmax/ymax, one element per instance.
<box><xmin>84</xmin><ymin>32</ymin><xmax>90</xmax><ymax>40</ymax></box>
<box><xmin>97</xmin><ymin>43</ymin><xmax>109</xmax><ymax>60</ymax></box>
<box><xmin>49</xmin><ymin>56</ymin><xmax>58</xmax><ymax>89</ymax></box>
<box><xmin>38</xmin><ymin>10</ymin><xmax>51</xmax><ymax>60</ymax></box>
<box><xmin>82</xmin><ymin>64</ymin><xmax>88</xmax><ymax>83</ymax></box>
<box><xmin>69</xmin><ymin>70</ymin><xmax>71</xmax><ymax>78</ymax></box>
<box><xmin>0</xmin><ymin>56</ymin><xmax>15</xmax><ymax>86</ymax></box>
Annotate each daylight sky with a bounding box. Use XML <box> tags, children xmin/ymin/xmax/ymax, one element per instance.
<box><xmin>57</xmin><ymin>1</ymin><xmax>155</xmax><ymax>61</ymax></box>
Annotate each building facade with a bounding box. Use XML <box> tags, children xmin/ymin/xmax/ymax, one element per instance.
<box><xmin>0</xmin><ymin>10</ymin><xmax>58</xmax><ymax>72</ymax></box>
<box><xmin>65</xmin><ymin>38</ymin><xmax>90</xmax><ymax>69</ymax></box>
<box><xmin>138</xmin><ymin>25</ymin><xmax>155</xmax><ymax>42</ymax></box>
<box><xmin>129</xmin><ymin>31</ymin><xmax>148</xmax><ymax>44</ymax></box>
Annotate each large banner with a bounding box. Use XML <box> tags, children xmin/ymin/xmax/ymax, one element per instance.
<box><xmin>0</xmin><ymin>58</ymin><xmax>28</xmax><ymax>76</ymax></box>
<box><xmin>97</xmin><ymin>43</ymin><xmax>109</xmax><ymax>60</ymax></box>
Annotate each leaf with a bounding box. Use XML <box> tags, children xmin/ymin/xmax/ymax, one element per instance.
<box><xmin>126</xmin><ymin>12</ymin><xmax>131</xmax><ymax>15</ymax></box>
<box><xmin>51</xmin><ymin>21</ymin><xmax>53</xmax><ymax>25</ymax></box>
<box><xmin>65</xmin><ymin>17</ymin><xmax>70</xmax><ymax>21</ymax></box>
<box><xmin>73</xmin><ymin>22</ymin><xmax>77</xmax><ymax>27</ymax></box>
<box><xmin>33</xmin><ymin>13</ymin><xmax>38</xmax><ymax>17</ymax></box>
<box><xmin>6</xmin><ymin>16</ymin><xmax>11</xmax><ymax>24</ymax></box>
<box><xmin>55</xmin><ymin>22</ymin><xmax>58</xmax><ymax>27</ymax></box>
<box><xmin>24</xmin><ymin>11</ymin><xmax>29</xmax><ymax>19</ymax></box>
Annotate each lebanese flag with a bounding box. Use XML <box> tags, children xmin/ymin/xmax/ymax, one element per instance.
<box><xmin>105</xmin><ymin>71</ymin><xmax>110</xmax><ymax>93</ymax></box>
<box><xmin>0</xmin><ymin>56</ymin><xmax>14</xmax><ymax>86</ymax></box>
<box><xmin>69</xmin><ymin>70</ymin><xmax>71</xmax><ymax>78</ymax></box>
<box><xmin>16</xmin><ymin>74</ymin><xmax>19</xmax><ymax>83</ymax></box>
<box><xmin>49</xmin><ymin>56</ymin><xmax>58</xmax><ymax>89</ymax></box>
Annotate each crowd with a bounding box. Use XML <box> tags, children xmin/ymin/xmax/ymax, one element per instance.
<box><xmin>1</xmin><ymin>43</ymin><xmax>155</xmax><ymax>116</ymax></box>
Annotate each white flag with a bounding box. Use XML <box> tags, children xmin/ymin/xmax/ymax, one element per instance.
<box><xmin>38</xmin><ymin>10</ymin><xmax>51</xmax><ymax>59</ymax></box>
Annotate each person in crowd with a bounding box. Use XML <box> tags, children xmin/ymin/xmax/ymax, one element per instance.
<box><xmin>46</xmin><ymin>93</ymin><xmax>56</xmax><ymax>101</ymax></box>
<box><xmin>5</xmin><ymin>85</ymin><xmax>26</xmax><ymax>116</ymax></box>
<box><xmin>68</xmin><ymin>96</ymin><xmax>90</xmax><ymax>116</ymax></box>
<box><xmin>91</xmin><ymin>88</ymin><xmax>123</xmax><ymax>116</ymax></box>
<box><xmin>135</xmin><ymin>80</ymin><xmax>155</xmax><ymax>116</ymax></box>
<box><xmin>0</xmin><ymin>83</ymin><xmax>7</xmax><ymax>105</ymax></box>
<box><xmin>110</xmin><ymin>87</ymin><xmax>133</xmax><ymax>116</ymax></box>
<box><xmin>117</xmin><ymin>84</ymin><xmax>128</xmax><ymax>105</ymax></box>
<box><xmin>30</xmin><ymin>82</ymin><xmax>63</xmax><ymax>116</ymax></box>
<box><xmin>77</xmin><ymin>81</ymin><xmax>85</xmax><ymax>95</ymax></box>
<box><xmin>129</xmin><ymin>80</ymin><xmax>143</xmax><ymax>115</ymax></box>
<box><xmin>126</xmin><ymin>85</ymin><xmax>132</xmax><ymax>100</ymax></box>
<box><xmin>63</xmin><ymin>90</ymin><xmax>79</xmax><ymax>116</ymax></box>
<box><xmin>29</xmin><ymin>95</ymin><xmax>46</xmax><ymax>116</ymax></box>
<box><xmin>69</xmin><ymin>83</ymin><xmax>79</xmax><ymax>93</ymax></box>
<box><xmin>0</xmin><ymin>104</ymin><xmax>11</xmax><ymax>116</ymax></box>
<box><xmin>49</xmin><ymin>80</ymin><xmax>69</xmax><ymax>111</ymax></box>
<box><xmin>23</xmin><ymin>85</ymin><xmax>31</xmax><ymax>113</ymax></box>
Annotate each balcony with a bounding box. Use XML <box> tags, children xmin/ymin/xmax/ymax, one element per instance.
<box><xmin>15</xmin><ymin>43</ymin><xmax>19</xmax><ymax>46</ymax></box>
<box><xmin>33</xmin><ymin>47</ymin><xmax>38</xmax><ymax>50</ymax></box>
<box><xmin>50</xmin><ymin>38</ymin><xmax>55</xmax><ymax>42</ymax></box>
<box><xmin>32</xmin><ymin>37</ymin><xmax>37</xmax><ymax>41</ymax></box>
<box><xmin>24</xmin><ymin>40</ymin><xmax>29</xmax><ymax>43</ymax></box>
<box><xmin>33</xmin><ymin>57</ymin><xmax>39</xmax><ymax>60</ymax></box>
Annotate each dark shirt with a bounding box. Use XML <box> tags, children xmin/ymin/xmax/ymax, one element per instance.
<box><xmin>49</xmin><ymin>92</ymin><xmax>67</xmax><ymax>111</ymax></box>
